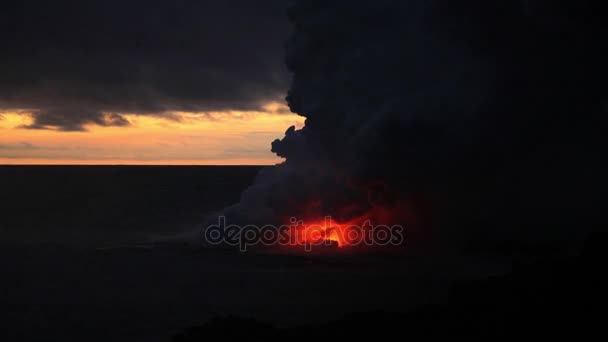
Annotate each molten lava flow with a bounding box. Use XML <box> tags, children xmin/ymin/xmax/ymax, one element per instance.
<box><xmin>294</xmin><ymin>216</ymin><xmax>366</xmax><ymax>248</ymax></box>
<box><xmin>281</xmin><ymin>198</ymin><xmax>419</xmax><ymax>251</ymax></box>
<box><xmin>285</xmin><ymin>211</ymin><xmax>382</xmax><ymax>250</ymax></box>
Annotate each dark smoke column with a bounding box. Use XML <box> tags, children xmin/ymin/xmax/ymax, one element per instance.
<box><xmin>212</xmin><ymin>0</ymin><xmax>607</xmax><ymax>250</ymax></box>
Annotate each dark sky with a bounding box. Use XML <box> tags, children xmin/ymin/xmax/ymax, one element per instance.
<box><xmin>0</xmin><ymin>0</ymin><xmax>290</xmax><ymax>131</ymax></box>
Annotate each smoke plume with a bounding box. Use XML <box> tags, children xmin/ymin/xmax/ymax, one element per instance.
<box><xmin>211</xmin><ymin>0</ymin><xmax>607</xmax><ymax>250</ymax></box>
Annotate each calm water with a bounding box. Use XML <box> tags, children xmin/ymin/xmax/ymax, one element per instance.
<box><xmin>0</xmin><ymin>166</ymin><xmax>262</xmax><ymax>246</ymax></box>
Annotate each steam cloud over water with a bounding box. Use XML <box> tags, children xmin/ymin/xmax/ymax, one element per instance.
<box><xmin>209</xmin><ymin>0</ymin><xmax>607</xmax><ymax>250</ymax></box>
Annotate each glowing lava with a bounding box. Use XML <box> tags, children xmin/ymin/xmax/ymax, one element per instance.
<box><xmin>287</xmin><ymin>214</ymin><xmax>374</xmax><ymax>249</ymax></box>
<box><xmin>299</xmin><ymin>217</ymin><xmax>351</xmax><ymax>247</ymax></box>
<box><xmin>281</xmin><ymin>199</ymin><xmax>418</xmax><ymax>251</ymax></box>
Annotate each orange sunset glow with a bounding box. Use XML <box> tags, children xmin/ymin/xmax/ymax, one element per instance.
<box><xmin>0</xmin><ymin>102</ymin><xmax>304</xmax><ymax>165</ymax></box>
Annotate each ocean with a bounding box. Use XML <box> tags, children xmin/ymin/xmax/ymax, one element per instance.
<box><xmin>0</xmin><ymin>166</ymin><xmax>494</xmax><ymax>341</ymax></box>
<box><xmin>0</xmin><ymin>166</ymin><xmax>261</xmax><ymax>246</ymax></box>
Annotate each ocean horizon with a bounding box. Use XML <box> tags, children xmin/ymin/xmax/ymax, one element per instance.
<box><xmin>0</xmin><ymin>165</ymin><xmax>263</xmax><ymax>247</ymax></box>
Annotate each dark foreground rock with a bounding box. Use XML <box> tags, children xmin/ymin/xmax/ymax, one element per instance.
<box><xmin>174</xmin><ymin>232</ymin><xmax>608</xmax><ymax>340</ymax></box>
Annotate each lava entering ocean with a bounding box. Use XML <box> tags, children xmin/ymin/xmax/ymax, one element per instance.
<box><xmin>286</xmin><ymin>215</ymin><xmax>368</xmax><ymax>248</ymax></box>
<box><xmin>280</xmin><ymin>201</ymin><xmax>416</xmax><ymax>252</ymax></box>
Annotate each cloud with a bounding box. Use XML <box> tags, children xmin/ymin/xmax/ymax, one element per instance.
<box><xmin>0</xmin><ymin>142</ymin><xmax>37</xmax><ymax>151</ymax></box>
<box><xmin>0</xmin><ymin>0</ymin><xmax>291</xmax><ymax>131</ymax></box>
<box><xmin>21</xmin><ymin>109</ymin><xmax>130</xmax><ymax>131</ymax></box>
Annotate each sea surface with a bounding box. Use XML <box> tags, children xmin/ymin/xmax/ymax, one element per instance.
<box><xmin>0</xmin><ymin>166</ymin><xmax>500</xmax><ymax>341</ymax></box>
<box><xmin>0</xmin><ymin>166</ymin><xmax>262</xmax><ymax>246</ymax></box>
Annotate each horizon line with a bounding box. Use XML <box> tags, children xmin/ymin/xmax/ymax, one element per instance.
<box><xmin>0</xmin><ymin>158</ymin><xmax>282</xmax><ymax>166</ymax></box>
<box><xmin>0</xmin><ymin>163</ymin><xmax>273</xmax><ymax>167</ymax></box>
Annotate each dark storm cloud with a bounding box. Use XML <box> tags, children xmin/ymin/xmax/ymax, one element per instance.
<box><xmin>0</xmin><ymin>0</ymin><xmax>291</xmax><ymax>131</ymax></box>
<box><xmin>24</xmin><ymin>109</ymin><xmax>131</xmax><ymax>132</ymax></box>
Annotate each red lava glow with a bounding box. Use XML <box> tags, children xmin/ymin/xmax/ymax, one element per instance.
<box><xmin>282</xmin><ymin>201</ymin><xmax>418</xmax><ymax>251</ymax></box>
<box><xmin>292</xmin><ymin>215</ymin><xmax>368</xmax><ymax>248</ymax></box>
